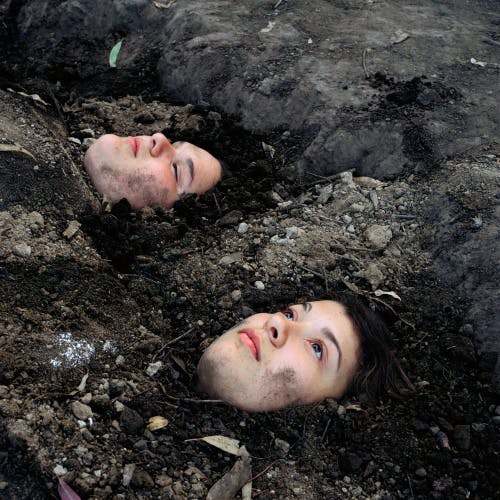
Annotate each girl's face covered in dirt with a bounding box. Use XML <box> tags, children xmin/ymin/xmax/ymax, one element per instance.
<box><xmin>197</xmin><ymin>300</ymin><xmax>361</xmax><ymax>412</ymax></box>
<box><xmin>84</xmin><ymin>133</ymin><xmax>221</xmax><ymax>209</ymax></box>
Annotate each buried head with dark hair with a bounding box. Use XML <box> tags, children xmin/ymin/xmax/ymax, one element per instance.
<box><xmin>196</xmin><ymin>293</ymin><xmax>397</xmax><ymax>412</ymax></box>
<box><xmin>84</xmin><ymin>132</ymin><xmax>222</xmax><ymax>210</ymax></box>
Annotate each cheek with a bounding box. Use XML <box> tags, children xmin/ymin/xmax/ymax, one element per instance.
<box><xmin>266</xmin><ymin>351</ymin><xmax>320</xmax><ymax>391</ymax></box>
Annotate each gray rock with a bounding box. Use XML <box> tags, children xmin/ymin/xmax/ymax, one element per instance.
<box><xmin>316</xmin><ymin>184</ymin><xmax>333</xmax><ymax>204</ymax></box>
<box><xmin>120</xmin><ymin>406</ymin><xmax>144</xmax><ymax>435</ymax></box>
<box><xmin>285</xmin><ymin>226</ymin><xmax>305</xmax><ymax>239</ymax></box>
<box><xmin>219</xmin><ymin>252</ymin><xmax>243</xmax><ymax>266</ymax></box>
<box><xmin>27</xmin><ymin>211</ymin><xmax>44</xmax><ymax>228</ymax></box>
<box><xmin>218</xmin><ymin>210</ymin><xmax>242</xmax><ymax>227</ymax></box>
<box><xmin>71</xmin><ymin>401</ymin><xmax>93</xmax><ymax>420</ymax></box>
<box><xmin>82</xmin><ymin>137</ymin><xmax>96</xmax><ymax>148</ymax></box>
<box><xmin>237</xmin><ymin>222</ymin><xmax>249</xmax><ymax>234</ymax></box>
<box><xmin>254</xmin><ymin>281</ymin><xmax>265</xmax><ymax>290</ymax></box>
<box><xmin>274</xmin><ymin>438</ymin><xmax>290</xmax><ymax>456</ymax></box>
<box><xmin>415</xmin><ymin>467</ymin><xmax>427</xmax><ymax>477</ymax></box>
<box><xmin>146</xmin><ymin>361</ymin><xmax>162</xmax><ymax>377</ymax></box>
<box><xmin>230</xmin><ymin>290</ymin><xmax>242</xmax><ymax>302</ymax></box>
<box><xmin>365</xmin><ymin>224</ymin><xmax>393</xmax><ymax>249</ymax></box>
<box><xmin>12</xmin><ymin>243</ymin><xmax>31</xmax><ymax>258</ymax></box>
<box><xmin>63</xmin><ymin>220</ymin><xmax>81</xmax><ymax>239</ymax></box>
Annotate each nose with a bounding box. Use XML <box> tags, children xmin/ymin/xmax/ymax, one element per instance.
<box><xmin>265</xmin><ymin>313</ymin><xmax>290</xmax><ymax>348</ymax></box>
<box><xmin>150</xmin><ymin>133</ymin><xmax>174</xmax><ymax>158</ymax></box>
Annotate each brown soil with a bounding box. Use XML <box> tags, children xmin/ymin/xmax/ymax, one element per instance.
<box><xmin>0</xmin><ymin>2</ymin><xmax>499</xmax><ymax>499</ymax></box>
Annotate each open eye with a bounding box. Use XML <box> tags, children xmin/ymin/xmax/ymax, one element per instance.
<box><xmin>310</xmin><ymin>342</ymin><xmax>323</xmax><ymax>361</ymax></box>
<box><xmin>282</xmin><ymin>308</ymin><xmax>294</xmax><ymax>320</ymax></box>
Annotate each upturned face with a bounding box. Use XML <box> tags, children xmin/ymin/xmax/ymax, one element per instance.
<box><xmin>84</xmin><ymin>133</ymin><xmax>221</xmax><ymax>209</ymax></box>
<box><xmin>197</xmin><ymin>301</ymin><xmax>361</xmax><ymax>412</ymax></box>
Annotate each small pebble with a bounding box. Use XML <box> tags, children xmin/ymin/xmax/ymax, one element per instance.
<box><xmin>12</xmin><ymin>243</ymin><xmax>31</xmax><ymax>258</ymax></box>
<box><xmin>415</xmin><ymin>467</ymin><xmax>427</xmax><ymax>478</ymax></box>
<box><xmin>286</xmin><ymin>226</ymin><xmax>305</xmax><ymax>239</ymax></box>
<box><xmin>237</xmin><ymin>222</ymin><xmax>249</xmax><ymax>234</ymax></box>
<box><xmin>63</xmin><ymin>220</ymin><xmax>81</xmax><ymax>240</ymax></box>
<box><xmin>254</xmin><ymin>281</ymin><xmax>265</xmax><ymax>290</ymax></box>
<box><xmin>230</xmin><ymin>290</ymin><xmax>242</xmax><ymax>302</ymax></box>
<box><xmin>53</xmin><ymin>465</ymin><xmax>68</xmax><ymax>476</ymax></box>
<box><xmin>146</xmin><ymin>361</ymin><xmax>162</xmax><ymax>377</ymax></box>
<box><xmin>71</xmin><ymin>401</ymin><xmax>93</xmax><ymax>420</ymax></box>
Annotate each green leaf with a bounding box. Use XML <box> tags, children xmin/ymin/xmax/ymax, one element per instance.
<box><xmin>109</xmin><ymin>40</ymin><xmax>123</xmax><ymax>68</ymax></box>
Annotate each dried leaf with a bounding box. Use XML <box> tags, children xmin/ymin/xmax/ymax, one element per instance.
<box><xmin>207</xmin><ymin>455</ymin><xmax>252</xmax><ymax>500</ymax></box>
<box><xmin>153</xmin><ymin>0</ymin><xmax>175</xmax><ymax>7</ymax></box>
<box><xmin>344</xmin><ymin>404</ymin><xmax>365</xmax><ymax>412</ymax></box>
<box><xmin>391</xmin><ymin>30</ymin><xmax>410</xmax><ymax>44</ymax></box>
<box><xmin>109</xmin><ymin>40</ymin><xmax>123</xmax><ymax>68</ymax></box>
<box><xmin>261</xmin><ymin>141</ymin><xmax>275</xmax><ymax>158</ymax></box>
<box><xmin>58</xmin><ymin>478</ymin><xmax>82</xmax><ymax>500</ymax></box>
<box><xmin>77</xmin><ymin>373</ymin><xmax>89</xmax><ymax>392</ymax></box>
<box><xmin>470</xmin><ymin>58</ymin><xmax>486</xmax><ymax>67</ymax></box>
<box><xmin>30</xmin><ymin>93</ymin><xmax>49</xmax><ymax>106</ymax></box>
<box><xmin>192</xmin><ymin>435</ymin><xmax>243</xmax><ymax>456</ymax></box>
<box><xmin>414</xmin><ymin>380</ymin><xmax>430</xmax><ymax>389</ymax></box>
<box><xmin>374</xmin><ymin>289</ymin><xmax>401</xmax><ymax>300</ymax></box>
<box><xmin>242</xmin><ymin>480</ymin><xmax>253</xmax><ymax>500</ymax></box>
<box><xmin>147</xmin><ymin>415</ymin><xmax>169</xmax><ymax>431</ymax></box>
<box><xmin>0</xmin><ymin>144</ymin><xmax>36</xmax><ymax>160</ymax></box>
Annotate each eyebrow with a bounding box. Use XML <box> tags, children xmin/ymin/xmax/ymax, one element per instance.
<box><xmin>302</xmin><ymin>302</ymin><xmax>342</xmax><ymax>370</ymax></box>
<box><xmin>187</xmin><ymin>158</ymin><xmax>194</xmax><ymax>181</ymax></box>
<box><xmin>321</xmin><ymin>327</ymin><xmax>342</xmax><ymax>370</ymax></box>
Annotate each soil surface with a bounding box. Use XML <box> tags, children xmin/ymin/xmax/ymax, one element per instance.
<box><xmin>1</xmin><ymin>1</ymin><xmax>499</xmax><ymax>499</ymax></box>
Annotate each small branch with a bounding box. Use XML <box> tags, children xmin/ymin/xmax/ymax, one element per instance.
<box><xmin>371</xmin><ymin>296</ymin><xmax>415</xmax><ymax>330</ymax></box>
<box><xmin>162</xmin><ymin>393</ymin><xmax>224</xmax><ymax>405</ymax></box>
<box><xmin>154</xmin><ymin>327</ymin><xmax>195</xmax><ymax>360</ymax></box>
<box><xmin>250</xmin><ymin>460</ymin><xmax>279</xmax><ymax>482</ymax></box>
<box><xmin>212</xmin><ymin>192</ymin><xmax>222</xmax><ymax>216</ymax></box>
<box><xmin>305</xmin><ymin>168</ymin><xmax>355</xmax><ymax>187</ymax></box>
<box><xmin>392</xmin><ymin>355</ymin><xmax>416</xmax><ymax>392</ymax></box>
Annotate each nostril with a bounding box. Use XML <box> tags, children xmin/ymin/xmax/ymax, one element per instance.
<box><xmin>271</xmin><ymin>327</ymin><xmax>278</xmax><ymax>339</ymax></box>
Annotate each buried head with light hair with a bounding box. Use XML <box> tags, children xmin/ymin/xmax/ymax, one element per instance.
<box><xmin>196</xmin><ymin>293</ymin><xmax>398</xmax><ymax>412</ymax></box>
<box><xmin>84</xmin><ymin>132</ymin><xmax>222</xmax><ymax>210</ymax></box>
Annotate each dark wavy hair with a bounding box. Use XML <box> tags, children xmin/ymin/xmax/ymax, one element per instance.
<box><xmin>332</xmin><ymin>292</ymin><xmax>400</xmax><ymax>399</ymax></box>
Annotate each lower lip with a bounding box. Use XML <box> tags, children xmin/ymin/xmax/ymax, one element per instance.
<box><xmin>238</xmin><ymin>332</ymin><xmax>258</xmax><ymax>360</ymax></box>
<box><xmin>128</xmin><ymin>136</ymin><xmax>138</xmax><ymax>156</ymax></box>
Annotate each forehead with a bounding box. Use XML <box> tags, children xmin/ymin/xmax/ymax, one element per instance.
<box><xmin>295</xmin><ymin>300</ymin><xmax>359</xmax><ymax>344</ymax></box>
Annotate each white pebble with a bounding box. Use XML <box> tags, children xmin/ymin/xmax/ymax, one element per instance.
<box><xmin>53</xmin><ymin>465</ymin><xmax>68</xmax><ymax>476</ymax></box>
<box><xmin>237</xmin><ymin>222</ymin><xmax>249</xmax><ymax>234</ymax></box>
<box><xmin>254</xmin><ymin>281</ymin><xmax>265</xmax><ymax>290</ymax></box>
